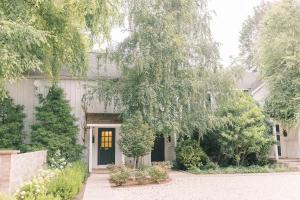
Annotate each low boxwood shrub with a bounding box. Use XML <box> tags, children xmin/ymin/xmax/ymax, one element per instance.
<box><xmin>110</xmin><ymin>166</ymin><xmax>131</xmax><ymax>186</ymax></box>
<box><xmin>147</xmin><ymin>166</ymin><xmax>168</xmax><ymax>183</ymax></box>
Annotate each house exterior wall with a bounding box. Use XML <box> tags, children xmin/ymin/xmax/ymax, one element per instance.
<box><xmin>280</xmin><ymin>127</ymin><xmax>300</xmax><ymax>158</ymax></box>
<box><xmin>6</xmin><ymin>78</ymin><xmax>176</xmax><ymax>167</ymax></box>
<box><xmin>5</xmin><ymin>79</ymin><xmax>116</xmax><ymax>145</ymax></box>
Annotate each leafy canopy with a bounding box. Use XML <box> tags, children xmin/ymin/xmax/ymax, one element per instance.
<box><xmin>119</xmin><ymin>113</ymin><xmax>155</xmax><ymax>167</ymax></box>
<box><xmin>216</xmin><ymin>93</ymin><xmax>273</xmax><ymax>166</ymax></box>
<box><xmin>0</xmin><ymin>0</ymin><xmax>121</xmax><ymax>96</ymax></box>
<box><xmin>31</xmin><ymin>85</ymin><xmax>83</xmax><ymax>162</ymax></box>
<box><xmin>256</xmin><ymin>0</ymin><xmax>300</xmax><ymax>125</ymax></box>
<box><xmin>238</xmin><ymin>1</ymin><xmax>272</xmax><ymax>69</ymax></box>
<box><xmin>88</xmin><ymin>0</ymin><xmax>235</xmax><ymax>137</ymax></box>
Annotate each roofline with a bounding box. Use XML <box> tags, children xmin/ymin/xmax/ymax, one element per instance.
<box><xmin>251</xmin><ymin>82</ymin><xmax>265</xmax><ymax>95</ymax></box>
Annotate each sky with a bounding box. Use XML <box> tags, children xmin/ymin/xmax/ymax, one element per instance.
<box><xmin>107</xmin><ymin>0</ymin><xmax>272</xmax><ymax>67</ymax></box>
<box><xmin>209</xmin><ymin>0</ymin><xmax>267</xmax><ymax>66</ymax></box>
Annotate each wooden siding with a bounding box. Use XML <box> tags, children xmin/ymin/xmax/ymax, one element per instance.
<box><xmin>5</xmin><ymin>79</ymin><xmax>118</xmax><ymax>144</ymax></box>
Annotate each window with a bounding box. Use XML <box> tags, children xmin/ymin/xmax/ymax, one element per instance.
<box><xmin>101</xmin><ymin>130</ymin><xmax>113</xmax><ymax>148</ymax></box>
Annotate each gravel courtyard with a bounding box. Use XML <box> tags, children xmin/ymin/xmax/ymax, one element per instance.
<box><xmin>83</xmin><ymin>171</ymin><xmax>300</xmax><ymax>200</ymax></box>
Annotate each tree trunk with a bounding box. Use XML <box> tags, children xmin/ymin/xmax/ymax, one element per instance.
<box><xmin>133</xmin><ymin>157</ymin><xmax>136</xmax><ymax>170</ymax></box>
<box><xmin>136</xmin><ymin>157</ymin><xmax>139</xmax><ymax>169</ymax></box>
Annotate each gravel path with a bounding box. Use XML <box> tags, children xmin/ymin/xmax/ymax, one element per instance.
<box><xmin>111</xmin><ymin>171</ymin><xmax>300</xmax><ymax>200</ymax></box>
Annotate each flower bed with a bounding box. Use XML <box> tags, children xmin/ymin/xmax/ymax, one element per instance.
<box><xmin>109</xmin><ymin>162</ymin><xmax>171</xmax><ymax>187</ymax></box>
<box><xmin>14</xmin><ymin>162</ymin><xmax>87</xmax><ymax>200</ymax></box>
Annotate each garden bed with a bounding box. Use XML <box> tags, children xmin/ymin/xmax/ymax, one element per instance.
<box><xmin>187</xmin><ymin>165</ymin><xmax>292</xmax><ymax>175</ymax></box>
<box><xmin>109</xmin><ymin>162</ymin><xmax>171</xmax><ymax>187</ymax></box>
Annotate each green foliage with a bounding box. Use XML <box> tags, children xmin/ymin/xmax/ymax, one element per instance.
<box><xmin>256</xmin><ymin>0</ymin><xmax>300</xmax><ymax>125</ymax></box>
<box><xmin>215</xmin><ymin>93</ymin><xmax>274</xmax><ymax>166</ymax></box>
<box><xmin>134</xmin><ymin>169</ymin><xmax>148</xmax><ymax>184</ymax></box>
<box><xmin>49</xmin><ymin>150</ymin><xmax>68</xmax><ymax>169</ymax></box>
<box><xmin>15</xmin><ymin>162</ymin><xmax>87</xmax><ymax>200</ymax></box>
<box><xmin>88</xmin><ymin>0</ymin><xmax>236</xmax><ymax>138</ymax></box>
<box><xmin>109</xmin><ymin>166</ymin><xmax>131</xmax><ymax>186</ymax></box>
<box><xmin>110</xmin><ymin>165</ymin><xmax>169</xmax><ymax>186</ymax></box>
<box><xmin>238</xmin><ymin>1</ymin><xmax>272</xmax><ymax>69</ymax></box>
<box><xmin>147</xmin><ymin>165</ymin><xmax>168</xmax><ymax>183</ymax></box>
<box><xmin>119</xmin><ymin>113</ymin><xmax>155</xmax><ymax>168</ymax></box>
<box><xmin>0</xmin><ymin>0</ymin><xmax>121</xmax><ymax>96</ymax></box>
<box><xmin>47</xmin><ymin>162</ymin><xmax>87</xmax><ymax>200</ymax></box>
<box><xmin>188</xmin><ymin>165</ymin><xmax>290</xmax><ymax>175</ymax></box>
<box><xmin>31</xmin><ymin>85</ymin><xmax>83</xmax><ymax>162</ymax></box>
<box><xmin>176</xmin><ymin>139</ymin><xmax>209</xmax><ymax>170</ymax></box>
<box><xmin>0</xmin><ymin>93</ymin><xmax>25</xmax><ymax>150</ymax></box>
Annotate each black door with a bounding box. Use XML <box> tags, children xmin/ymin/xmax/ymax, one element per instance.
<box><xmin>151</xmin><ymin>136</ymin><xmax>165</xmax><ymax>162</ymax></box>
<box><xmin>98</xmin><ymin>128</ymin><xmax>115</xmax><ymax>165</ymax></box>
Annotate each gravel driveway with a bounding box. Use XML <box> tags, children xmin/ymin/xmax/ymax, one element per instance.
<box><xmin>111</xmin><ymin>171</ymin><xmax>300</xmax><ymax>200</ymax></box>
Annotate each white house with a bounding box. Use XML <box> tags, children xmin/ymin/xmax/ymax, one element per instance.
<box><xmin>237</xmin><ymin>71</ymin><xmax>300</xmax><ymax>160</ymax></box>
<box><xmin>6</xmin><ymin>53</ymin><xmax>176</xmax><ymax>172</ymax></box>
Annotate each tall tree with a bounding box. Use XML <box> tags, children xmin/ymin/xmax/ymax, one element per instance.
<box><xmin>238</xmin><ymin>1</ymin><xmax>272</xmax><ymax>69</ymax></box>
<box><xmin>256</xmin><ymin>0</ymin><xmax>300</xmax><ymax>126</ymax></box>
<box><xmin>0</xmin><ymin>93</ymin><xmax>25</xmax><ymax>149</ymax></box>
<box><xmin>88</xmin><ymin>0</ymin><xmax>235</xmax><ymax>137</ymax></box>
<box><xmin>31</xmin><ymin>85</ymin><xmax>83</xmax><ymax>161</ymax></box>
<box><xmin>0</xmin><ymin>0</ymin><xmax>121</xmax><ymax>96</ymax></box>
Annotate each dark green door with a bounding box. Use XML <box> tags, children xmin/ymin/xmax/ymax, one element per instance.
<box><xmin>98</xmin><ymin>128</ymin><xmax>115</xmax><ymax>165</ymax></box>
<box><xmin>151</xmin><ymin>135</ymin><xmax>165</xmax><ymax>162</ymax></box>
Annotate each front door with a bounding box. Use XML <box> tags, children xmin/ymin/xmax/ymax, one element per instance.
<box><xmin>151</xmin><ymin>135</ymin><xmax>165</xmax><ymax>162</ymax></box>
<box><xmin>98</xmin><ymin>128</ymin><xmax>115</xmax><ymax>165</ymax></box>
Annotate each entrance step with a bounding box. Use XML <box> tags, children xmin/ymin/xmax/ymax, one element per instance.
<box><xmin>92</xmin><ymin>168</ymin><xmax>110</xmax><ymax>174</ymax></box>
<box><xmin>277</xmin><ymin>159</ymin><xmax>300</xmax><ymax>171</ymax></box>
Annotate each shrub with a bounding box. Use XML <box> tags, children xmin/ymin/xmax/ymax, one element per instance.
<box><xmin>49</xmin><ymin>150</ymin><xmax>68</xmax><ymax>169</ymax></box>
<box><xmin>15</xmin><ymin>169</ymin><xmax>59</xmax><ymax>200</ymax></box>
<box><xmin>176</xmin><ymin>139</ymin><xmax>209</xmax><ymax>170</ymax></box>
<box><xmin>147</xmin><ymin>166</ymin><xmax>168</xmax><ymax>183</ymax></box>
<box><xmin>47</xmin><ymin>162</ymin><xmax>87</xmax><ymax>200</ymax></box>
<box><xmin>31</xmin><ymin>85</ymin><xmax>83</xmax><ymax>162</ymax></box>
<box><xmin>0</xmin><ymin>93</ymin><xmax>25</xmax><ymax>150</ymax></box>
<box><xmin>15</xmin><ymin>162</ymin><xmax>87</xmax><ymax>200</ymax></box>
<box><xmin>119</xmin><ymin>113</ymin><xmax>155</xmax><ymax>168</ymax></box>
<box><xmin>134</xmin><ymin>170</ymin><xmax>148</xmax><ymax>184</ymax></box>
<box><xmin>152</xmin><ymin>161</ymin><xmax>172</xmax><ymax>170</ymax></box>
<box><xmin>215</xmin><ymin>93</ymin><xmax>274</xmax><ymax>166</ymax></box>
<box><xmin>110</xmin><ymin>166</ymin><xmax>131</xmax><ymax>186</ymax></box>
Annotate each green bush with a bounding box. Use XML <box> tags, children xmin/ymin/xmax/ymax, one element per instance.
<box><xmin>176</xmin><ymin>139</ymin><xmax>209</xmax><ymax>170</ymax></box>
<box><xmin>147</xmin><ymin>166</ymin><xmax>168</xmax><ymax>183</ymax></box>
<box><xmin>134</xmin><ymin>170</ymin><xmax>148</xmax><ymax>184</ymax></box>
<box><xmin>110</xmin><ymin>166</ymin><xmax>131</xmax><ymax>186</ymax></box>
<box><xmin>119</xmin><ymin>113</ymin><xmax>155</xmax><ymax>169</ymax></box>
<box><xmin>31</xmin><ymin>85</ymin><xmax>84</xmax><ymax>162</ymax></box>
<box><xmin>0</xmin><ymin>93</ymin><xmax>25</xmax><ymax>150</ymax></box>
<box><xmin>47</xmin><ymin>162</ymin><xmax>87</xmax><ymax>200</ymax></box>
<box><xmin>15</xmin><ymin>162</ymin><xmax>87</xmax><ymax>200</ymax></box>
<box><xmin>215</xmin><ymin>93</ymin><xmax>274</xmax><ymax>166</ymax></box>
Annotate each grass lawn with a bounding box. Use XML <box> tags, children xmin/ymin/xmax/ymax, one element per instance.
<box><xmin>188</xmin><ymin>165</ymin><xmax>292</xmax><ymax>174</ymax></box>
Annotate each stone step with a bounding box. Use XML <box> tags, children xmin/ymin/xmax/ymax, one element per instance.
<box><xmin>92</xmin><ymin>169</ymin><xmax>110</xmax><ymax>174</ymax></box>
